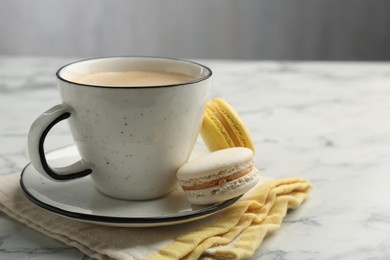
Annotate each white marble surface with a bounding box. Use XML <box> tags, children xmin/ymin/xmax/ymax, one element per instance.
<box><xmin>1</xmin><ymin>56</ymin><xmax>390</xmax><ymax>259</ymax></box>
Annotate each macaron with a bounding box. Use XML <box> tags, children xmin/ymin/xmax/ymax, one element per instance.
<box><xmin>177</xmin><ymin>147</ymin><xmax>259</xmax><ymax>205</ymax></box>
<box><xmin>200</xmin><ymin>98</ymin><xmax>255</xmax><ymax>153</ymax></box>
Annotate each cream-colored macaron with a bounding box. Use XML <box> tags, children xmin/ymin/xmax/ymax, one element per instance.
<box><xmin>177</xmin><ymin>147</ymin><xmax>260</xmax><ymax>205</ymax></box>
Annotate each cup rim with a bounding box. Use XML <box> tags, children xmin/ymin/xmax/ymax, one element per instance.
<box><xmin>56</xmin><ymin>56</ymin><xmax>212</xmax><ymax>89</ymax></box>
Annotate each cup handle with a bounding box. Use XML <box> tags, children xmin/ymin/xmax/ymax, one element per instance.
<box><xmin>27</xmin><ymin>104</ymin><xmax>92</xmax><ymax>181</ymax></box>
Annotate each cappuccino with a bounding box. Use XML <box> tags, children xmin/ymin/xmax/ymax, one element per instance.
<box><xmin>73</xmin><ymin>71</ymin><xmax>196</xmax><ymax>87</ymax></box>
<box><xmin>29</xmin><ymin>57</ymin><xmax>211</xmax><ymax>200</ymax></box>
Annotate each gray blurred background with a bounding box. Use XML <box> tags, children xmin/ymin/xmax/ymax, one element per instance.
<box><xmin>0</xmin><ymin>0</ymin><xmax>389</xmax><ymax>60</ymax></box>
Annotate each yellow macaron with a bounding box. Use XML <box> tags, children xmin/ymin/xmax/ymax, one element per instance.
<box><xmin>200</xmin><ymin>98</ymin><xmax>255</xmax><ymax>153</ymax></box>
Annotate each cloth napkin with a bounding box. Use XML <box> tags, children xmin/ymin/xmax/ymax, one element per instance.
<box><xmin>0</xmin><ymin>173</ymin><xmax>311</xmax><ymax>260</ymax></box>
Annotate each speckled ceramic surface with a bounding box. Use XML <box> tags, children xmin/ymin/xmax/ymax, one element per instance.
<box><xmin>27</xmin><ymin>57</ymin><xmax>211</xmax><ymax>200</ymax></box>
<box><xmin>20</xmin><ymin>145</ymin><xmax>241</xmax><ymax>227</ymax></box>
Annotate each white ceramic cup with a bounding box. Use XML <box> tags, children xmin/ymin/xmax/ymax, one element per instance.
<box><xmin>28</xmin><ymin>57</ymin><xmax>211</xmax><ymax>200</ymax></box>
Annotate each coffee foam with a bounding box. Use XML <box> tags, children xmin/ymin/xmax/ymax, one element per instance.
<box><xmin>73</xmin><ymin>70</ymin><xmax>196</xmax><ymax>87</ymax></box>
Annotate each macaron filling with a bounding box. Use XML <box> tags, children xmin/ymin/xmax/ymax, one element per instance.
<box><xmin>181</xmin><ymin>166</ymin><xmax>254</xmax><ymax>191</ymax></box>
<box><xmin>183</xmin><ymin>168</ymin><xmax>260</xmax><ymax>203</ymax></box>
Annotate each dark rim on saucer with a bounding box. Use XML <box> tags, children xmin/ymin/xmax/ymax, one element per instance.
<box><xmin>19</xmin><ymin>162</ymin><xmax>241</xmax><ymax>225</ymax></box>
<box><xmin>56</xmin><ymin>56</ymin><xmax>213</xmax><ymax>89</ymax></box>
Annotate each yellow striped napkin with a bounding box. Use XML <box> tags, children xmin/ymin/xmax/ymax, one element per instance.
<box><xmin>0</xmin><ymin>173</ymin><xmax>311</xmax><ymax>260</ymax></box>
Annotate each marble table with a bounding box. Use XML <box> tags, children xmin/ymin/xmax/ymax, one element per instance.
<box><xmin>1</xmin><ymin>56</ymin><xmax>390</xmax><ymax>259</ymax></box>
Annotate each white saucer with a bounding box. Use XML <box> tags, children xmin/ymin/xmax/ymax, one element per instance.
<box><xmin>20</xmin><ymin>145</ymin><xmax>241</xmax><ymax>227</ymax></box>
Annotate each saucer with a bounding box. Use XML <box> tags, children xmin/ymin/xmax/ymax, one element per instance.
<box><xmin>20</xmin><ymin>145</ymin><xmax>241</xmax><ymax>227</ymax></box>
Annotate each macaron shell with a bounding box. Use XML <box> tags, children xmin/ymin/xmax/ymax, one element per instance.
<box><xmin>177</xmin><ymin>147</ymin><xmax>254</xmax><ymax>180</ymax></box>
<box><xmin>184</xmin><ymin>167</ymin><xmax>260</xmax><ymax>205</ymax></box>
<box><xmin>200</xmin><ymin>98</ymin><xmax>255</xmax><ymax>152</ymax></box>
